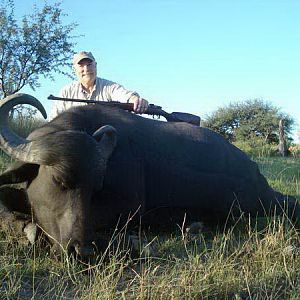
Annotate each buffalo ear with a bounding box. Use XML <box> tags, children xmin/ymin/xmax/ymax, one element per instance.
<box><xmin>92</xmin><ymin>125</ymin><xmax>117</xmax><ymax>161</ymax></box>
<box><xmin>0</xmin><ymin>161</ymin><xmax>39</xmax><ymax>186</ymax></box>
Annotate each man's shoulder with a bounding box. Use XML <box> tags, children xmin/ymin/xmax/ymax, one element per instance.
<box><xmin>60</xmin><ymin>80</ymin><xmax>81</xmax><ymax>97</ymax></box>
<box><xmin>96</xmin><ymin>77</ymin><xmax>118</xmax><ymax>87</ymax></box>
<box><xmin>61</xmin><ymin>80</ymin><xmax>81</xmax><ymax>91</ymax></box>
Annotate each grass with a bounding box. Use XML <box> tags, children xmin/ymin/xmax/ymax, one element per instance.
<box><xmin>256</xmin><ymin>157</ymin><xmax>300</xmax><ymax>199</ymax></box>
<box><xmin>0</xmin><ymin>151</ymin><xmax>12</xmax><ymax>173</ymax></box>
<box><xmin>0</xmin><ymin>154</ymin><xmax>300</xmax><ymax>299</ymax></box>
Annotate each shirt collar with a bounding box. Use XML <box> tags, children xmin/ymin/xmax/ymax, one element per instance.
<box><xmin>79</xmin><ymin>79</ymin><xmax>97</xmax><ymax>95</ymax></box>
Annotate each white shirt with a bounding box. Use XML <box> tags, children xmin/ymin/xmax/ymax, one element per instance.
<box><xmin>50</xmin><ymin>77</ymin><xmax>138</xmax><ymax>119</ymax></box>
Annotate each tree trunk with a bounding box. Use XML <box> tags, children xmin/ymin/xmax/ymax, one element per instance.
<box><xmin>278</xmin><ymin>119</ymin><xmax>288</xmax><ymax>157</ymax></box>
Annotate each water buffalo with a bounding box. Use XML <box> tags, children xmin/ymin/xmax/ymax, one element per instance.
<box><xmin>0</xmin><ymin>93</ymin><xmax>299</xmax><ymax>258</ymax></box>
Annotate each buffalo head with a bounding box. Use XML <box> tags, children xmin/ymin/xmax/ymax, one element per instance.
<box><xmin>0</xmin><ymin>93</ymin><xmax>117</xmax><ymax>258</ymax></box>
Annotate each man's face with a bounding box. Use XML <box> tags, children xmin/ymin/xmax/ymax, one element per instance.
<box><xmin>74</xmin><ymin>59</ymin><xmax>97</xmax><ymax>85</ymax></box>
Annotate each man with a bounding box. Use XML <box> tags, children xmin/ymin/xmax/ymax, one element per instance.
<box><xmin>50</xmin><ymin>51</ymin><xmax>148</xmax><ymax>119</ymax></box>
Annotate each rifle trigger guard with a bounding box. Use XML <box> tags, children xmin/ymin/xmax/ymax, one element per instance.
<box><xmin>152</xmin><ymin>114</ymin><xmax>160</xmax><ymax>120</ymax></box>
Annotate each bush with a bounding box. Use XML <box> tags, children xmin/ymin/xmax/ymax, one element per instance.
<box><xmin>233</xmin><ymin>137</ymin><xmax>278</xmax><ymax>157</ymax></box>
<box><xmin>8</xmin><ymin>105</ymin><xmax>46</xmax><ymax>138</ymax></box>
<box><xmin>204</xmin><ymin>99</ymin><xmax>294</xmax><ymax>144</ymax></box>
<box><xmin>288</xmin><ymin>145</ymin><xmax>300</xmax><ymax>158</ymax></box>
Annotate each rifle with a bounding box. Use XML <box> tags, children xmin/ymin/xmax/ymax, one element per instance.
<box><xmin>47</xmin><ymin>95</ymin><xmax>201</xmax><ymax>126</ymax></box>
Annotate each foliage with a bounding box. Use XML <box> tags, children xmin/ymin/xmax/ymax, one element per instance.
<box><xmin>8</xmin><ymin>104</ymin><xmax>46</xmax><ymax>137</ymax></box>
<box><xmin>0</xmin><ymin>0</ymin><xmax>77</xmax><ymax>98</ymax></box>
<box><xmin>204</xmin><ymin>99</ymin><xmax>294</xmax><ymax>143</ymax></box>
<box><xmin>233</xmin><ymin>137</ymin><xmax>279</xmax><ymax>158</ymax></box>
<box><xmin>289</xmin><ymin>145</ymin><xmax>300</xmax><ymax>158</ymax></box>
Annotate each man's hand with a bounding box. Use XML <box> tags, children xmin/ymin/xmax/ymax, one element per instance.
<box><xmin>129</xmin><ymin>94</ymin><xmax>149</xmax><ymax>114</ymax></box>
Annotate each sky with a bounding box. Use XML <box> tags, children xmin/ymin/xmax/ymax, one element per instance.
<box><xmin>14</xmin><ymin>0</ymin><xmax>300</xmax><ymax>141</ymax></box>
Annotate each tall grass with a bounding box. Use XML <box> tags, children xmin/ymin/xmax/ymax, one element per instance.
<box><xmin>257</xmin><ymin>157</ymin><xmax>300</xmax><ymax>199</ymax></box>
<box><xmin>8</xmin><ymin>105</ymin><xmax>46</xmax><ymax>138</ymax></box>
<box><xmin>1</xmin><ymin>214</ymin><xmax>299</xmax><ymax>299</ymax></box>
<box><xmin>233</xmin><ymin>138</ymin><xmax>279</xmax><ymax>158</ymax></box>
<box><xmin>0</xmin><ymin>151</ymin><xmax>12</xmax><ymax>173</ymax></box>
<box><xmin>0</xmin><ymin>117</ymin><xmax>299</xmax><ymax>299</ymax></box>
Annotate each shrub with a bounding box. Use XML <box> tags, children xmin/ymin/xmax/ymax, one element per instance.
<box><xmin>204</xmin><ymin>99</ymin><xmax>294</xmax><ymax>143</ymax></box>
<box><xmin>233</xmin><ymin>137</ymin><xmax>278</xmax><ymax>157</ymax></box>
<box><xmin>8</xmin><ymin>105</ymin><xmax>46</xmax><ymax>138</ymax></box>
<box><xmin>288</xmin><ymin>145</ymin><xmax>300</xmax><ymax>158</ymax></box>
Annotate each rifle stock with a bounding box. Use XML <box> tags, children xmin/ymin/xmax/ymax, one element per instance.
<box><xmin>47</xmin><ymin>94</ymin><xmax>200</xmax><ymax>126</ymax></box>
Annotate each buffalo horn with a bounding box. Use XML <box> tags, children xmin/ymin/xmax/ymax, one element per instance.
<box><xmin>0</xmin><ymin>93</ymin><xmax>47</xmax><ymax>163</ymax></box>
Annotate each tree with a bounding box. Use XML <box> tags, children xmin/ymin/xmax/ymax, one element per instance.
<box><xmin>0</xmin><ymin>0</ymin><xmax>78</xmax><ymax>98</ymax></box>
<box><xmin>204</xmin><ymin>99</ymin><xmax>294</xmax><ymax>143</ymax></box>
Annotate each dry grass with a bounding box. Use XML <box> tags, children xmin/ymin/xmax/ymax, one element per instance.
<box><xmin>1</xmin><ymin>215</ymin><xmax>299</xmax><ymax>299</ymax></box>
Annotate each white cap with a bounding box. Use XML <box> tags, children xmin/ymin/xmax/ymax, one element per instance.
<box><xmin>73</xmin><ymin>51</ymin><xmax>95</xmax><ymax>65</ymax></box>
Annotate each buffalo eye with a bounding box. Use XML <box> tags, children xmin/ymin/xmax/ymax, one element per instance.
<box><xmin>52</xmin><ymin>176</ymin><xmax>68</xmax><ymax>191</ymax></box>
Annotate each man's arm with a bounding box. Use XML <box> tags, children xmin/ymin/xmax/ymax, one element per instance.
<box><xmin>128</xmin><ymin>93</ymin><xmax>149</xmax><ymax>114</ymax></box>
<box><xmin>107</xmin><ymin>82</ymin><xmax>148</xmax><ymax>114</ymax></box>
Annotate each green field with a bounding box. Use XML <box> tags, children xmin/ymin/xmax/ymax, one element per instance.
<box><xmin>0</xmin><ymin>153</ymin><xmax>300</xmax><ymax>299</ymax></box>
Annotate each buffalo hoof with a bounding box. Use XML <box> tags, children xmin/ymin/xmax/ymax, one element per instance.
<box><xmin>74</xmin><ymin>243</ymin><xmax>95</xmax><ymax>258</ymax></box>
<box><xmin>184</xmin><ymin>222</ymin><xmax>206</xmax><ymax>244</ymax></box>
<box><xmin>127</xmin><ymin>232</ymin><xmax>157</xmax><ymax>258</ymax></box>
<box><xmin>50</xmin><ymin>243</ymin><xmax>96</xmax><ymax>261</ymax></box>
<box><xmin>23</xmin><ymin>222</ymin><xmax>38</xmax><ymax>244</ymax></box>
<box><xmin>185</xmin><ymin>222</ymin><xmax>204</xmax><ymax>235</ymax></box>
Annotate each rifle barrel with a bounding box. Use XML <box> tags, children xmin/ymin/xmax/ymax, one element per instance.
<box><xmin>47</xmin><ymin>94</ymin><xmax>200</xmax><ymax>126</ymax></box>
<box><xmin>48</xmin><ymin>94</ymin><xmax>134</xmax><ymax>110</ymax></box>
